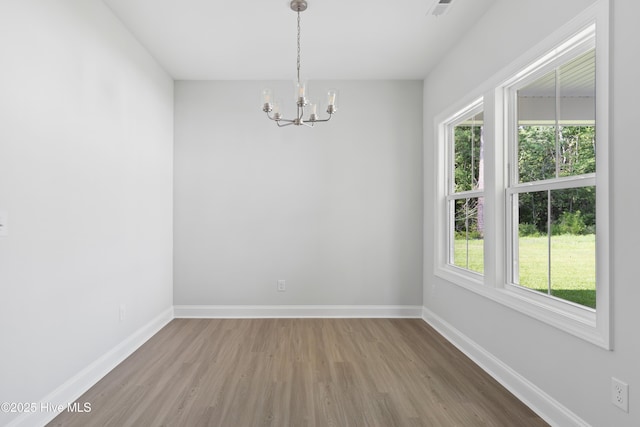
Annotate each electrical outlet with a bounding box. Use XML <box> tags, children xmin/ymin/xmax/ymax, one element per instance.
<box><xmin>119</xmin><ymin>304</ymin><xmax>126</xmax><ymax>322</ymax></box>
<box><xmin>611</xmin><ymin>377</ymin><xmax>629</xmax><ymax>412</ymax></box>
<box><xmin>277</xmin><ymin>280</ymin><xmax>286</xmax><ymax>292</ymax></box>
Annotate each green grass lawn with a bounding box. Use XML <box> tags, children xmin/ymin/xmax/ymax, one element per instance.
<box><xmin>454</xmin><ymin>234</ymin><xmax>596</xmax><ymax>308</ymax></box>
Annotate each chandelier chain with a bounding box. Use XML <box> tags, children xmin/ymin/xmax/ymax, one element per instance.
<box><xmin>296</xmin><ymin>10</ymin><xmax>301</xmax><ymax>84</ymax></box>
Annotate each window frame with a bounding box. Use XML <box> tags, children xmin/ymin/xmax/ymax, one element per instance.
<box><xmin>444</xmin><ymin>99</ymin><xmax>485</xmax><ymax>278</ymax></box>
<box><xmin>433</xmin><ymin>0</ymin><xmax>610</xmax><ymax>349</ymax></box>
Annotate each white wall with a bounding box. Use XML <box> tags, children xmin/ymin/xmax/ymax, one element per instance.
<box><xmin>174</xmin><ymin>80</ymin><xmax>423</xmax><ymax>307</ymax></box>
<box><xmin>423</xmin><ymin>0</ymin><xmax>640</xmax><ymax>425</ymax></box>
<box><xmin>0</xmin><ymin>1</ymin><xmax>174</xmax><ymax>425</ymax></box>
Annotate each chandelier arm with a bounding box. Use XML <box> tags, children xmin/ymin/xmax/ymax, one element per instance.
<box><xmin>265</xmin><ymin>112</ymin><xmax>279</xmax><ymax>121</ymax></box>
<box><xmin>308</xmin><ymin>114</ymin><xmax>333</xmax><ymax>123</ymax></box>
<box><xmin>277</xmin><ymin>121</ymin><xmax>296</xmax><ymax>127</ymax></box>
<box><xmin>266</xmin><ymin>111</ymin><xmax>297</xmax><ymax>124</ymax></box>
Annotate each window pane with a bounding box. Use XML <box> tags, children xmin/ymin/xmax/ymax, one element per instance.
<box><xmin>517</xmin><ymin>49</ymin><xmax>595</xmax><ymax>183</ymax></box>
<box><xmin>513</xmin><ymin>187</ymin><xmax>596</xmax><ymax>308</ymax></box>
<box><xmin>557</xmin><ymin>50</ymin><xmax>596</xmax><ymax>178</ymax></box>
<box><xmin>550</xmin><ymin>187</ymin><xmax>596</xmax><ymax>308</ymax></box>
<box><xmin>517</xmin><ymin>125</ymin><xmax>556</xmax><ymax>183</ymax></box>
<box><xmin>452</xmin><ymin>197</ymin><xmax>484</xmax><ymax>273</ymax></box>
<box><xmin>515</xmin><ymin>191</ymin><xmax>548</xmax><ymax>290</ymax></box>
<box><xmin>557</xmin><ymin>50</ymin><xmax>595</xmax><ymax>125</ymax></box>
<box><xmin>558</xmin><ymin>126</ymin><xmax>596</xmax><ymax>177</ymax></box>
<box><xmin>454</xmin><ymin>112</ymin><xmax>484</xmax><ymax>192</ymax></box>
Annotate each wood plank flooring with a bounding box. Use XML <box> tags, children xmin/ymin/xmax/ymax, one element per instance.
<box><xmin>49</xmin><ymin>318</ymin><xmax>547</xmax><ymax>426</ymax></box>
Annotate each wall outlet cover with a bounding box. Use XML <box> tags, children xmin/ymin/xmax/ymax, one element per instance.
<box><xmin>611</xmin><ymin>377</ymin><xmax>629</xmax><ymax>412</ymax></box>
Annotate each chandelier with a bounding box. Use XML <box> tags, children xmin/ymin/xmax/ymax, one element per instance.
<box><xmin>262</xmin><ymin>0</ymin><xmax>338</xmax><ymax>127</ymax></box>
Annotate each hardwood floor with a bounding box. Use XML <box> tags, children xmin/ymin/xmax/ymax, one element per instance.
<box><xmin>49</xmin><ymin>318</ymin><xmax>547</xmax><ymax>426</ymax></box>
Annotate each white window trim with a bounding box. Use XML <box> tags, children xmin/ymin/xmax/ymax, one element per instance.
<box><xmin>433</xmin><ymin>0</ymin><xmax>610</xmax><ymax>349</ymax></box>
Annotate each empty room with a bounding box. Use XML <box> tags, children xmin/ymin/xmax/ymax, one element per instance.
<box><xmin>1</xmin><ymin>0</ymin><xmax>638</xmax><ymax>426</ymax></box>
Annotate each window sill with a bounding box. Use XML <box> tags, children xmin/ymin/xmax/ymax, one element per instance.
<box><xmin>434</xmin><ymin>265</ymin><xmax>610</xmax><ymax>349</ymax></box>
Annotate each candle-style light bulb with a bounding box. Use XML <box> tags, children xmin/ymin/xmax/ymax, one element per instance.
<box><xmin>295</xmin><ymin>81</ymin><xmax>308</xmax><ymax>106</ymax></box>
<box><xmin>272</xmin><ymin>100</ymin><xmax>282</xmax><ymax>120</ymax></box>
<box><xmin>308</xmin><ymin>103</ymin><xmax>318</xmax><ymax>121</ymax></box>
<box><xmin>327</xmin><ymin>89</ymin><xmax>338</xmax><ymax>114</ymax></box>
<box><xmin>263</xmin><ymin>89</ymin><xmax>272</xmax><ymax>103</ymax></box>
<box><xmin>262</xmin><ymin>88</ymin><xmax>273</xmax><ymax>112</ymax></box>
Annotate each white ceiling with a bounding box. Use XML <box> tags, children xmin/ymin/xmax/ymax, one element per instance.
<box><xmin>103</xmin><ymin>0</ymin><xmax>497</xmax><ymax>80</ymax></box>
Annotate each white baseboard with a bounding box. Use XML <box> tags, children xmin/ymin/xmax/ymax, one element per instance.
<box><xmin>421</xmin><ymin>307</ymin><xmax>590</xmax><ymax>427</ymax></box>
<box><xmin>174</xmin><ymin>304</ymin><xmax>423</xmax><ymax>319</ymax></box>
<box><xmin>7</xmin><ymin>306</ymin><xmax>174</xmax><ymax>427</ymax></box>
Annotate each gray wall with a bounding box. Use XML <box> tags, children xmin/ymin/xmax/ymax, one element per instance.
<box><xmin>0</xmin><ymin>1</ymin><xmax>174</xmax><ymax>425</ymax></box>
<box><xmin>423</xmin><ymin>0</ymin><xmax>640</xmax><ymax>425</ymax></box>
<box><xmin>174</xmin><ymin>80</ymin><xmax>423</xmax><ymax>306</ymax></box>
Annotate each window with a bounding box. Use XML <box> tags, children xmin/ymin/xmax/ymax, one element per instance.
<box><xmin>507</xmin><ymin>43</ymin><xmax>597</xmax><ymax>309</ymax></box>
<box><xmin>434</xmin><ymin>0</ymin><xmax>610</xmax><ymax>348</ymax></box>
<box><xmin>445</xmin><ymin>101</ymin><xmax>484</xmax><ymax>276</ymax></box>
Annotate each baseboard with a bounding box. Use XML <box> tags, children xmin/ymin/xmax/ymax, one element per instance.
<box><xmin>174</xmin><ymin>304</ymin><xmax>423</xmax><ymax>318</ymax></box>
<box><xmin>7</xmin><ymin>306</ymin><xmax>174</xmax><ymax>427</ymax></box>
<box><xmin>421</xmin><ymin>307</ymin><xmax>589</xmax><ymax>427</ymax></box>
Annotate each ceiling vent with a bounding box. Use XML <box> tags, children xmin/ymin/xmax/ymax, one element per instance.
<box><xmin>427</xmin><ymin>0</ymin><xmax>455</xmax><ymax>17</ymax></box>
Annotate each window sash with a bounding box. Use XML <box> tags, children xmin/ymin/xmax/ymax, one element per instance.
<box><xmin>507</xmin><ymin>174</ymin><xmax>595</xmax><ymax>195</ymax></box>
<box><xmin>444</xmin><ymin>101</ymin><xmax>485</xmax><ymax>276</ymax></box>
